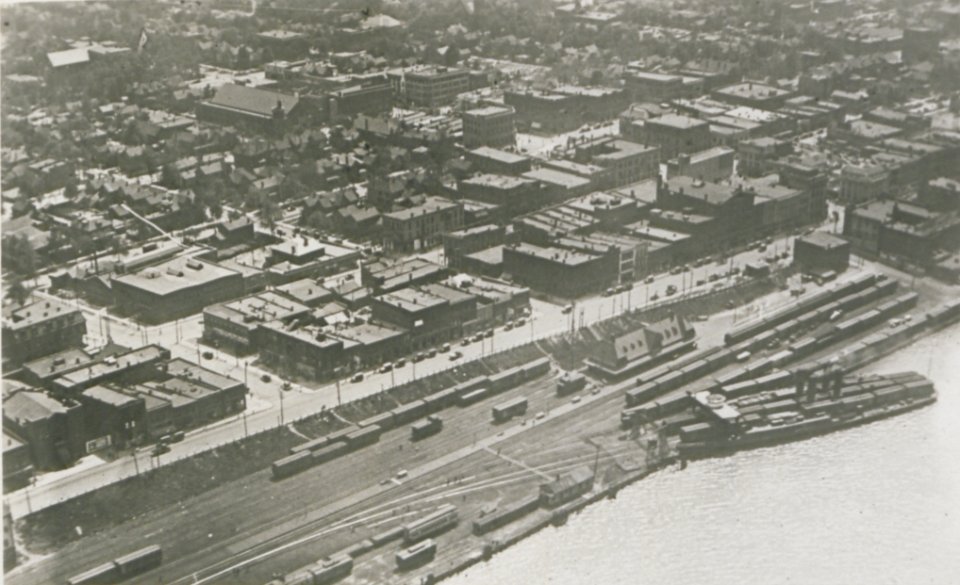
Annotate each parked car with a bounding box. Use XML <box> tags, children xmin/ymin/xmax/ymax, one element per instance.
<box><xmin>449</xmin><ymin>351</ymin><xmax>463</xmax><ymax>361</ymax></box>
<box><xmin>379</xmin><ymin>363</ymin><xmax>393</xmax><ymax>373</ymax></box>
<box><xmin>515</xmin><ymin>317</ymin><xmax>526</xmax><ymax>327</ymax></box>
<box><xmin>461</xmin><ymin>338</ymin><xmax>472</xmax><ymax>346</ymax></box>
<box><xmin>394</xmin><ymin>358</ymin><xmax>406</xmax><ymax>368</ymax></box>
<box><xmin>561</xmin><ymin>304</ymin><xmax>574</xmax><ymax>314</ymax></box>
<box><xmin>261</xmin><ymin>374</ymin><xmax>272</xmax><ymax>383</ymax></box>
<box><xmin>645</xmin><ymin>275</ymin><xmax>655</xmax><ymax>284</ymax></box>
<box><xmin>351</xmin><ymin>373</ymin><xmax>365</xmax><ymax>383</ymax></box>
<box><xmin>427</xmin><ymin>348</ymin><xmax>438</xmax><ymax>358</ymax></box>
<box><xmin>441</xmin><ymin>343</ymin><xmax>451</xmax><ymax>353</ymax></box>
<box><xmin>484</xmin><ymin>329</ymin><xmax>494</xmax><ymax>338</ymax></box>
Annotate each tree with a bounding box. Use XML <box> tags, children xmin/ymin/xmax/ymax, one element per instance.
<box><xmin>258</xmin><ymin>194</ymin><xmax>281</xmax><ymax>230</ymax></box>
<box><xmin>64</xmin><ymin>179</ymin><xmax>79</xmax><ymax>199</ymax></box>
<box><xmin>7</xmin><ymin>279</ymin><xmax>32</xmax><ymax>307</ymax></box>
<box><xmin>2</xmin><ymin>234</ymin><xmax>38</xmax><ymax>277</ymax></box>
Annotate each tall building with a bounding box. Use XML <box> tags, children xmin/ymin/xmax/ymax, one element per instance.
<box><xmin>390</xmin><ymin>66</ymin><xmax>471</xmax><ymax>108</ymax></box>
<box><xmin>462</xmin><ymin>106</ymin><xmax>516</xmax><ymax>149</ymax></box>
<box><xmin>840</xmin><ymin>164</ymin><xmax>890</xmax><ymax>204</ymax></box>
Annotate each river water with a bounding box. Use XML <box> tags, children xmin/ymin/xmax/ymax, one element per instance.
<box><xmin>447</xmin><ymin>324</ymin><xmax>960</xmax><ymax>585</ymax></box>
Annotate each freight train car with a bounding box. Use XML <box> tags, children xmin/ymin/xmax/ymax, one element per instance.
<box><xmin>396</xmin><ymin>539</ymin><xmax>437</xmax><ymax>570</ymax></box>
<box><xmin>522</xmin><ymin>357</ymin><xmax>552</xmax><ymax>378</ymax></box>
<box><xmin>310</xmin><ymin>441</ymin><xmax>348</xmax><ymax>465</ymax></box>
<box><xmin>391</xmin><ymin>399</ymin><xmax>428</xmax><ymax>426</ymax></box>
<box><xmin>492</xmin><ymin>397</ymin><xmax>528</xmax><ymax>423</ymax></box>
<box><xmin>67</xmin><ymin>562</ymin><xmax>119</xmax><ymax>585</ymax></box>
<box><xmin>345</xmin><ymin>426</ymin><xmax>381</xmax><ymax>449</ymax></box>
<box><xmin>67</xmin><ymin>546</ymin><xmax>163</xmax><ymax>585</ymax></box>
<box><xmin>402</xmin><ymin>504</ymin><xmax>458</xmax><ymax>544</ymax></box>
<box><xmin>272</xmin><ymin>451</ymin><xmax>314</xmax><ymax>480</ymax></box>
<box><xmin>114</xmin><ymin>545</ymin><xmax>162</xmax><ymax>578</ymax></box>
<box><xmin>724</xmin><ymin>273</ymin><xmax>878</xmax><ymax>345</ymax></box>
<box><xmin>457</xmin><ymin>387</ymin><xmax>490</xmax><ymax>407</ymax></box>
<box><xmin>310</xmin><ymin>555</ymin><xmax>354</xmax><ymax>585</ymax></box>
<box><xmin>411</xmin><ymin>416</ymin><xmax>443</xmax><ymax>441</ymax></box>
<box><xmin>289</xmin><ymin>435</ymin><xmax>331</xmax><ymax>455</ymax></box>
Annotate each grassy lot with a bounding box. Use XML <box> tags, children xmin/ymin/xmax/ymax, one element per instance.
<box><xmin>18</xmin><ymin>427</ymin><xmax>302</xmax><ymax>553</ymax></box>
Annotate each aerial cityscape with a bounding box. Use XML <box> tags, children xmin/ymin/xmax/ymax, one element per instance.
<box><xmin>1</xmin><ymin>0</ymin><xmax>959</xmax><ymax>583</ymax></box>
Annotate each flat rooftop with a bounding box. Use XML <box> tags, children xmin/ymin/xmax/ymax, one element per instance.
<box><xmin>54</xmin><ymin>345</ymin><xmax>168</xmax><ymax>389</ymax></box>
<box><xmin>508</xmin><ymin>242</ymin><xmax>597</xmax><ymax>266</ymax></box>
<box><xmin>522</xmin><ymin>168</ymin><xmax>591</xmax><ymax>190</ymax></box>
<box><xmin>798</xmin><ymin>231</ymin><xmax>849</xmax><ymax>250</ymax></box>
<box><xmin>465</xmin><ymin>106</ymin><xmax>514</xmax><ymax>117</ymax></box>
<box><xmin>3</xmin><ymin>296</ymin><xmax>80</xmax><ymax>330</ymax></box>
<box><xmin>647</xmin><ymin>113</ymin><xmax>708</xmax><ymax>130</ymax></box>
<box><xmin>377</xmin><ymin>287</ymin><xmax>447</xmax><ymax>313</ymax></box>
<box><xmin>462</xmin><ymin>174</ymin><xmax>535</xmax><ymax>189</ymax></box>
<box><xmin>205</xmin><ymin>291</ymin><xmax>310</xmax><ymax>325</ymax></box>
<box><xmin>624</xmin><ymin>220</ymin><xmax>692</xmax><ymax>243</ymax></box>
<box><xmin>112</xmin><ymin>257</ymin><xmax>239</xmax><ymax>296</ymax></box>
<box><xmin>468</xmin><ymin>146</ymin><xmax>529</xmax><ymax>165</ymax></box>
<box><xmin>275</xmin><ymin>279</ymin><xmax>335</xmax><ymax>305</ymax></box>
<box><xmin>465</xmin><ymin>245</ymin><xmax>504</xmax><ymax>266</ymax></box>
<box><xmin>715</xmin><ymin>82</ymin><xmax>790</xmax><ymax>101</ymax></box>
<box><xmin>383</xmin><ymin>197</ymin><xmax>459</xmax><ymax>221</ymax></box>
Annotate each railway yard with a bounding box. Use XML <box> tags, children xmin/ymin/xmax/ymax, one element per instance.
<box><xmin>6</xmin><ymin>265</ymin><xmax>959</xmax><ymax>585</ymax></box>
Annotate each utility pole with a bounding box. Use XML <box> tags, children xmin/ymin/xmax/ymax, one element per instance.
<box><xmin>243</xmin><ymin>411</ymin><xmax>248</xmax><ymax>437</ymax></box>
<box><xmin>592</xmin><ymin>443</ymin><xmax>601</xmax><ymax>478</ymax></box>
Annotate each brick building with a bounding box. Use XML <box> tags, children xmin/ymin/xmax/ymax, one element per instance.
<box><xmin>198</xmin><ymin>84</ymin><xmax>303</xmax><ymax>133</ymax></box>
<box><xmin>793</xmin><ymin>232</ymin><xmax>851</xmax><ymax>274</ymax></box>
<box><xmin>389</xmin><ymin>66</ymin><xmax>470</xmax><ymax>108</ymax></box>
<box><xmin>443</xmin><ymin>225</ymin><xmax>507</xmax><ymax>269</ymax></box>
<box><xmin>628</xmin><ymin>114</ymin><xmax>712</xmax><ymax>160</ymax></box>
<box><xmin>462</xmin><ymin>106</ymin><xmax>516</xmax><ymax>149</ymax></box>
<box><xmin>112</xmin><ymin>257</ymin><xmax>245</xmax><ymax>323</ymax></box>
<box><xmin>502</xmin><ymin>242</ymin><xmax>617</xmax><ymax>298</ymax></box>
<box><xmin>382</xmin><ymin>197</ymin><xmax>464</xmax><ymax>253</ymax></box>
<box><xmin>370</xmin><ymin>284</ymin><xmax>478</xmax><ymax>349</ymax></box>
<box><xmin>2</xmin><ymin>296</ymin><xmax>87</xmax><ymax>366</ymax></box>
<box><xmin>202</xmin><ymin>291</ymin><xmax>311</xmax><ymax>354</ymax></box>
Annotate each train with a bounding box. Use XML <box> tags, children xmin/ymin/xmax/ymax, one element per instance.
<box><xmin>67</xmin><ymin>545</ymin><xmax>162</xmax><ymax>585</ymax></box>
<box><xmin>724</xmin><ymin>273</ymin><xmax>878</xmax><ymax>345</ymax></box>
<box><xmin>492</xmin><ymin>397</ymin><xmax>528</xmax><ymax>423</ymax></box>
<box><xmin>411</xmin><ymin>416</ymin><xmax>443</xmax><ymax>441</ymax></box>
<box><xmin>266</xmin><ymin>555</ymin><xmax>354</xmax><ymax>585</ymax></box>
<box><xmin>396</xmin><ymin>539</ymin><xmax>437</xmax><ymax>570</ymax></box>
<box><xmin>402</xmin><ymin>504</ymin><xmax>458</xmax><ymax>544</ymax></box>
<box><xmin>278</xmin><ymin>357</ymin><xmax>553</xmax><ymax>477</ymax></box>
